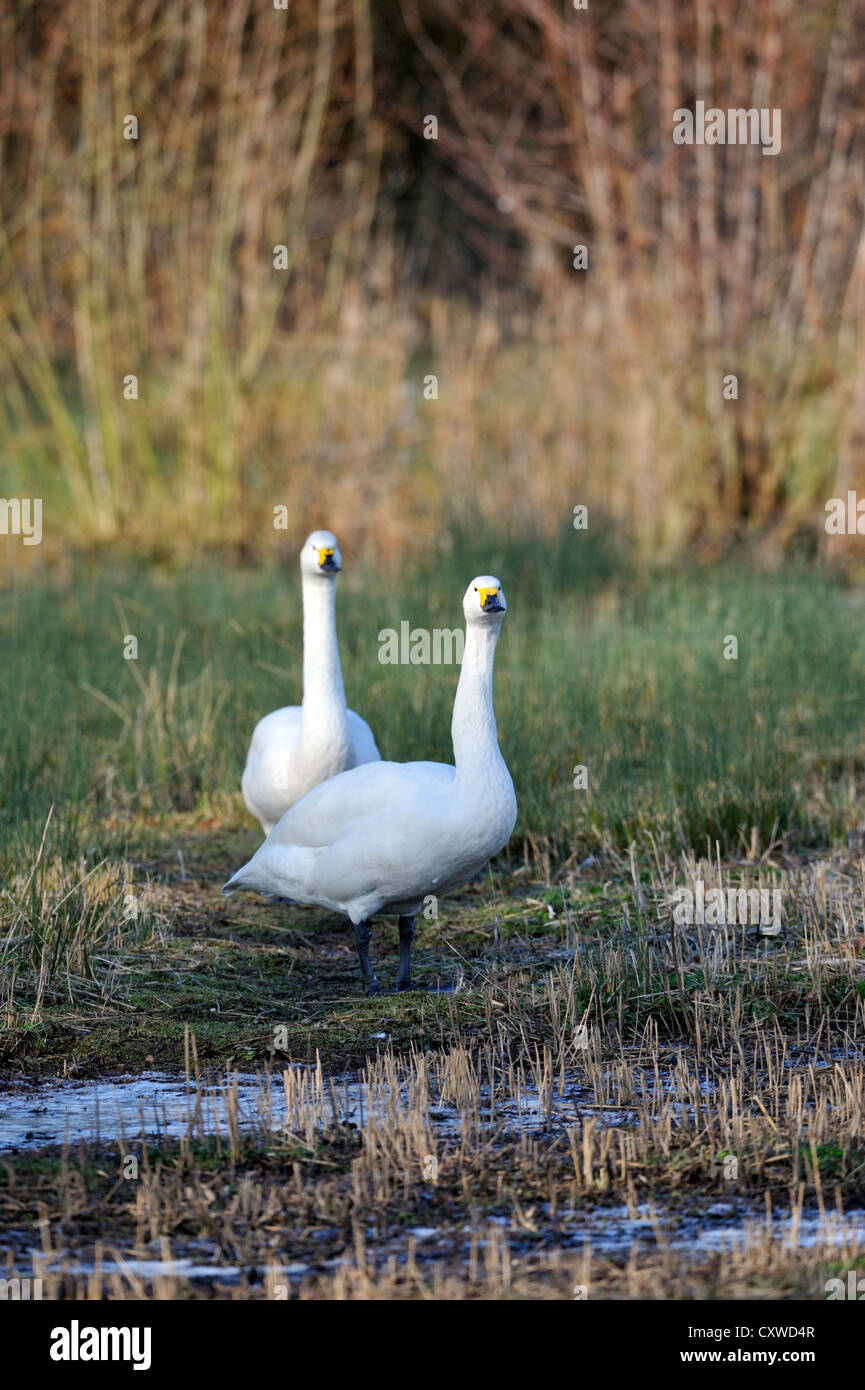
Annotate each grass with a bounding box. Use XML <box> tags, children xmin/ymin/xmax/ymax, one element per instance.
<box><xmin>5</xmin><ymin>537</ymin><xmax>865</xmax><ymax>1030</ymax></box>
<box><xmin>2</xmin><ymin>961</ymin><xmax>865</xmax><ymax>1298</ymax></box>
<box><xmin>2</xmin><ymin>540</ymin><xmax>865</xmax><ymax>1298</ymax></box>
<box><xmin>5</xmin><ymin>536</ymin><xmax>865</xmax><ymax>860</ymax></box>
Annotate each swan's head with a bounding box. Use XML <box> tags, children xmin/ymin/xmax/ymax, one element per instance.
<box><xmin>301</xmin><ymin>529</ymin><xmax>342</xmax><ymax>577</ymax></box>
<box><xmin>464</xmin><ymin>575</ymin><xmax>507</xmax><ymax>624</ymax></box>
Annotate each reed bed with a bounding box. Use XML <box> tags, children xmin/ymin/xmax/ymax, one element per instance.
<box><xmin>2</xmin><ymin>0</ymin><xmax>863</xmax><ymax>562</ymax></box>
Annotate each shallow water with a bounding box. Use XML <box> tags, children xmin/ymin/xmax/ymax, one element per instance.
<box><xmin>0</xmin><ymin>1072</ymin><xmax>277</xmax><ymax>1152</ymax></box>
<box><xmin>15</xmin><ymin>1203</ymin><xmax>865</xmax><ymax>1290</ymax></box>
<box><xmin>0</xmin><ymin>1066</ymin><xmax>700</xmax><ymax>1151</ymax></box>
<box><xmin>3</xmin><ymin>1067</ymin><xmax>864</xmax><ymax>1289</ymax></box>
<box><xmin>540</xmin><ymin>1202</ymin><xmax>865</xmax><ymax>1257</ymax></box>
<box><xmin>3</xmin><ymin>1045</ymin><xmax>861</xmax><ymax>1152</ymax></box>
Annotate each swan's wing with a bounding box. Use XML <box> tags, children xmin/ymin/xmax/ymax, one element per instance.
<box><xmin>246</xmin><ymin>705</ymin><xmax>303</xmax><ymax>753</ymax></box>
<box><xmin>242</xmin><ymin>706</ymin><xmax>304</xmax><ymax>829</ymax></box>
<box><xmin>347</xmin><ymin>709</ymin><xmax>381</xmax><ymax>765</ymax></box>
<box><xmin>266</xmin><ymin>760</ymin><xmax>455</xmax><ymax>850</ymax></box>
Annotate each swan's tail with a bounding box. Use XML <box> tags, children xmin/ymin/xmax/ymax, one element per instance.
<box><xmin>221</xmin><ymin>864</ymin><xmax>252</xmax><ymax>896</ymax></box>
<box><xmin>221</xmin><ymin>856</ymin><xmax>267</xmax><ymax>896</ymax></box>
<box><xmin>221</xmin><ymin>844</ymin><xmax>322</xmax><ymax>899</ymax></box>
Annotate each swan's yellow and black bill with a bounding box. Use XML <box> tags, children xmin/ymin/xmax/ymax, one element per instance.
<box><xmin>317</xmin><ymin>547</ymin><xmax>340</xmax><ymax>571</ymax></box>
<box><xmin>478</xmin><ymin>585</ymin><xmax>504</xmax><ymax>612</ymax></box>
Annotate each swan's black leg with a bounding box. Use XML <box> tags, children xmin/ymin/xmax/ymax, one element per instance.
<box><xmin>395</xmin><ymin>915</ymin><xmax>415</xmax><ymax>991</ymax></box>
<box><xmin>354</xmin><ymin>920</ymin><xmax>380</xmax><ymax>995</ymax></box>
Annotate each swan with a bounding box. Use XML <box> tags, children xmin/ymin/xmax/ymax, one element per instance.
<box><xmin>223</xmin><ymin>575</ymin><xmax>517</xmax><ymax>993</ymax></box>
<box><xmin>241</xmin><ymin>529</ymin><xmax>380</xmax><ymax>835</ymax></box>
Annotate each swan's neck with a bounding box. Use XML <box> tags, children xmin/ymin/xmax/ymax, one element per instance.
<box><xmin>300</xmin><ymin>575</ymin><xmax>349</xmax><ymax>745</ymax></box>
<box><xmin>451</xmin><ymin>621</ymin><xmax>510</xmax><ymax>789</ymax></box>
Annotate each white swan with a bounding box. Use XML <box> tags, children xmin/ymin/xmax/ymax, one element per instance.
<box><xmin>241</xmin><ymin>529</ymin><xmax>380</xmax><ymax>835</ymax></box>
<box><xmin>224</xmin><ymin>575</ymin><xmax>517</xmax><ymax>993</ymax></box>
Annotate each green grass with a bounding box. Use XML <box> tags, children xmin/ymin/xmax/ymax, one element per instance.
<box><xmin>3</xmin><ymin>535</ymin><xmax>865</xmax><ymax>867</ymax></box>
<box><xmin>3</xmin><ymin>534</ymin><xmax>865</xmax><ymax>1053</ymax></box>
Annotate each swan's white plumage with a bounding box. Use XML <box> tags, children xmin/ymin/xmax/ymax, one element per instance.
<box><xmin>242</xmin><ymin>706</ymin><xmax>379</xmax><ymax>833</ymax></box>
<box><xmin>225</xmin><ymin>576</ymin><xmax>518</xmax><ymax>961</ymax></box>
<box><xmin>241</xmin><ymin>529</ymin><xmax>380</xmax><ymax>834</ymax></box>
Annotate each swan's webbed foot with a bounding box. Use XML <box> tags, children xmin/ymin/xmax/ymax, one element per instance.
<box><xmin>395</xmin><ymin>914</ymin><xmax>415</xmax><ymax>991</ymax></box>
<box><xmin>354</xmin><ymin>920</ymin><xmax>380</xmax><ymax>995</ymax></box>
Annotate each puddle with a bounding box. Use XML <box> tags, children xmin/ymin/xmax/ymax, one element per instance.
<box><xmin>535</xmin><ymin>1202</ymin><xmax>865</xmax><ymax>1257</ymax></box>
<box><xmin>12</xmin><ymin>1203</ymin><xmax>865</xmax><ymax>1291</ymax></box>
<box><xmin>3</xmin><ymin>1066</ymin><xmax>864</xmax><ymax>1289</ymax></box>
<box><xmin>3</xmin><ymin>1045</ymin><xmax>862</xmax><ymax>1154</ymax></box>
<box><xmin>0</xmin><ymin>1066</ymin><xmax>710</xmax><ymax>1152</ymax></box>
<box><xmin>29</xmin><ymin>1256</ymin><xmax>311</xmax><ymax>1285</ymax></box>
<box><xmin>0</xmin><ymin>1072</ymin><xmax>279</xmax><ymax>1152</ymax></box>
